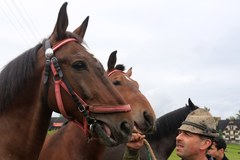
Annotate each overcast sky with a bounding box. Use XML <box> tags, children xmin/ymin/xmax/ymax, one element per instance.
<box><xmin>0</xmin><ymin>0</ymin><xmax>239</xmax><ymax>119</ymax></box>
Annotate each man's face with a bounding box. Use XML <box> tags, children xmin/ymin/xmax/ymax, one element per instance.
<box><xmin>207</xmin><ymin>142</ymin><xmax>221</xmax><ymax>158</ymax></box>
<box><xmin>176</xmin><ymin>130</ymin><xmax>207</xmax><ymax>159</ymax></box>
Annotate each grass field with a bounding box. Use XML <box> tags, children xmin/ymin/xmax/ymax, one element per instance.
<box><xmin>47</xmin><ymin>129</ymin><xmax>57</xmax><ymax>135</ymax></box>
<box><xmin>168</xmin><ymin>143</ymin><xmax>240</xmax><ymax>160</ymax></box>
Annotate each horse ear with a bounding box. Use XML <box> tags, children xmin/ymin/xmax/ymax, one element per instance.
<box><xmin>188</xmin><ymin>98</ymin><xmax>195</xmax><ymax>107</ymax></box>
<box><xmin>107</xmin><ymin>50</ymin><xmax>117</xmax><ymax>72</ymax></box>
<box><xmin>73</xmin><ymin>16</ymin><xmax>89</xmax><ymax>39</ymax></box>
<box><xmin>126</xmin><ymin>67</ymin><xmax>132</xmax><ymax>77</ymax></box>
<box><xmin>50</xmin><ymin>2</ymin><xmax>69</xmax><ymax>40</ymax></box>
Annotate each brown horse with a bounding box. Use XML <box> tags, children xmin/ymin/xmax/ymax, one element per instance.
<box><xmin>38</xmin><ymin>51</ymin><xmax>156</xmax><ymax>160</ymax></box>
<box><xmin>0</xmin><ymin>3</ymin><xmax>134</xmax><ymax>160</ymax></box>
<box><xmin>103</xmin><ymin>98</ymin><xmax>199</xmax><ymax>160</ymax></box>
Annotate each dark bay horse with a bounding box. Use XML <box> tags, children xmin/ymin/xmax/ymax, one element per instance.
<box><xmin>38</xmin><ymin>51</ymin><xmax>156</xmax><ymax>160</ymax></box>
<box><xmin>103</xmin><ymin>98</ymin><xmax>199</xmax><ymax>160</ymax></box>
<box><xmin>0</xmin><ymin>3</ymin><xmax>134</xmax><ymax>159</ymax></box>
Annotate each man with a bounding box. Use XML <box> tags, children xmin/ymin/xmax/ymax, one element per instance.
<box><xmin>176</xmin><ymin>108</ymin><xmax>218</xmax><ymax>160</ymax></box>
<box><xmin>123</xmin><ymin>108</ymin><xmax>218</xmax><ymax>160</ymax></box>
<box><xmin>207</xmin><ymin>137</ymin><xmax>229</xmax><ymax>160</ymax></box>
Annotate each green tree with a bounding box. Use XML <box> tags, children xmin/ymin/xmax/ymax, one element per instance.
<box><xmin>229</xmin><ymin>116</ymin><xmax>235</xmax><ymax>120</ymax></box>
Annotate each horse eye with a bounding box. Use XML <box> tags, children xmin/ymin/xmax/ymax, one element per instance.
<box><xmin>113</xmin><ymin>80</ymin><xmax>121</xmax><ymax>86</ymax></box>
<box><xmin>72</xmin><ymin>61</ymin><xmax>87</xmax><ymax>71</ymax></box>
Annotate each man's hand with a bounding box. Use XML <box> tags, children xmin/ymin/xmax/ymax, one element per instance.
<box><xmin>126</xmin><ymin>133</ymin><xmax>145</xmax><ymax>150</ymax></box>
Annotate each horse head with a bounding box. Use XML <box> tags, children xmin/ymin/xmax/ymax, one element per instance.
<box><xmin>107</xmin><ymin>51</ymin><xmax>156</xmax><ymax>134</ymax></box>
<box><xmin>41</xmin><ymin>2</ymin><xmax>134</xmax><ymax>146</ymax></box>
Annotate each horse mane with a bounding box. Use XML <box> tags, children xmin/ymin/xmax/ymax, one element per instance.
<box><xmin>147</xmin><ymin>104</ymin><xmax>198</xmax><ymax>139</ymax></box>
<box><xmin>0</xmin><ymin>30</ymin><xmax>88</xmax><ymax>113</ymax></box>
<box><xmin>0</xmin><ymin>43</ymin><xmax>42</xmax><ymax>112</ymax></box>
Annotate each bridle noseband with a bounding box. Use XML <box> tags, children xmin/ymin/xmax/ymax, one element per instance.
<box><xmin>43</xmin><ymin>38</ymin><xmax>131</xmax><ymax>136</ymax></box>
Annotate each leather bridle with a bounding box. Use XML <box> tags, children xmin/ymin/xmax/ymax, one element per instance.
<box><xmin>107</xmin><ymin>69</ymin><xmax>125</xmax><ymax>77</ymax></box>
<box><xmin>43</xmin><ymin>38</ymin><xmax>131</xmax><ymax>135</ymax></box>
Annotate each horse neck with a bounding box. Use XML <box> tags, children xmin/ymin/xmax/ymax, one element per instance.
<box><xmin>144</xmin><ymin>126</ymin><xmax>177</xmax><ymax>160</ymax></box>
<box><xmin>39</xmin><ymin>122</ymin><xmax>105</xmax><ymax>160</ymax></box>
<box><xmin>0</xmin><ymin>76</ymin><xmax>52</xmax><ymax>160</ymax></box>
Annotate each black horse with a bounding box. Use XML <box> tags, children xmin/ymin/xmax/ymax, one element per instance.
<box><xmin>103</xmin><ymin>98</ymin><xmax>198</xmax><ymax>160</ymax></box>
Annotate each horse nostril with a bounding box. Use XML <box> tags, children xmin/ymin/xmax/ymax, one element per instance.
<box><xmin>120</xmin><ymin>121</ymin><xmax>132</xmax><ymax>136</ymax></box>
<box><xmin>144</xmin><ymin>111</ymin><xmax>154</xmax><ymax>127</ymax></box>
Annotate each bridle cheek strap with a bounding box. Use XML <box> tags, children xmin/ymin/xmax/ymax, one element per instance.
<box><xmin>73</xmin><ymin>118</ymin><xmax>88</xmax><ymax>135</ymax></box>
<box><xmin>54</xmin><ymin>78</ymin><xmax>89</xmax><ymax>133</ymax></box>
<box><xmin>50</xmin><ymin>62</ymin><xmax>87</xmax><ymax>117</ymax></box>
<box><xmin>54</xmin><ymin>80</ymin><xmax>72</xmax><ymax>119</ymax></box>
<box><xmin>51</xmin><ymin>62</ymin><xmax>89</xmax><ymax>134</ymax></box>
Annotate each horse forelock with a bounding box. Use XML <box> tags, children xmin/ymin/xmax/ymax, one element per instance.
<box><xmin>0</xmin><ymin>43</ymin><xmax>42</xmax><ymax>112</ymax></box>
<box><xmin>115</xmin><ymin>64</ymin><xmax>125</xmax><ymax>71</ymax></box>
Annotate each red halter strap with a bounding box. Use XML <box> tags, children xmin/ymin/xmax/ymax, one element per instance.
<box><xmin>52</xmin><ymin>38</ymin><xmax>77</xmax><ymax>51</ymax></box>
<box><xmin>107</xmin><ymin>69</ymin><xmax>125</xmax><ymax>77</ymax></box>
<box><xmin>87</xmin><ymin>104</ymin><xmax>131</xmax><ymax>113</ymax></box>
<box><xmin>46</xmin><ymin>38</ymin><xmax>131</xmax><ymax>134</ymax></box>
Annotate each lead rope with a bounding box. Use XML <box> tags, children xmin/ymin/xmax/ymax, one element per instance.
<box><xmin>143</xmin><ymin>139</ymin><xmax>157</xmax><ymax>160</ymax></box>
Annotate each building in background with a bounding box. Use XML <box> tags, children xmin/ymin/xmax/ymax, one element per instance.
<box><xmin>49</xmin><ymin>116</ymin><xmax>67</xmax><ymax>130</ymax></box>
<box><xmin>218</xmin><ymin>119</ymin><xmax>240</xmax><ymax>144</ymax></box>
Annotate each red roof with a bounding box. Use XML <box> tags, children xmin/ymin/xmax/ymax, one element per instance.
<box><xmin>53</xmin><ymin>122</ymin><xmax>63</xmax><ymax>127</ymax></box>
